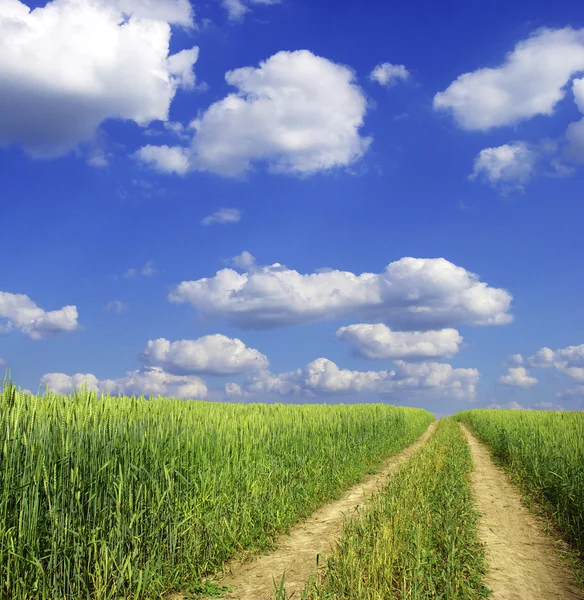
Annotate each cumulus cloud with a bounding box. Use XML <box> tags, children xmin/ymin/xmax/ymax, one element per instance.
<box><xmin>39</xmin><ymin>367</ymin><xmax>207</xmax><ymax>400</ymax></box>
<box><xmin>336</xmin><ymin>324</ymin><xmax>462</xmax><ymax>360</ymax></box>
<box><xmin>434</xmin><ymin>27</ymin><xmax>584</xmax><ymax>130</ymax></box>
<box><xmin>369</xmin><ymin>63</ymin><xmax>410</xmax><ymax>87</ymax></box>
<box><xmin>139</xmin><ymin>50</ymin><xmax>371</xmax><ymax>177</ymax></box>
<box><xmin>504</xmin><ymin>353</ymin><xmax>524</xmax><ymax>366</ymax></box>
<box><xmin>498</xmin><ymin>367</ymin><xmax>538</xmax><ymax>388</ymax></box>
<box><xmin>528</xmin><ymin>344</ymin><xmax>584</xmax><ymax>382</ymax></box>
<box><xmin>470</xmin><ymin>142</ymin><xmax>538</xmax><ymax>191</ymax></box>
<box><xmin>139</xmin><ymin>334</ymin><xmax>269</xmax><ymax>376</ymax></box>
<box><xmin>134</xmin><ymin>145</ymin><xmax>191</xmax><ymax>175</ymax></box>
<box><xmin>201</xmin><ymin>208</ymin><xmax>242</xmax><ymax>226</ymax></box>
<box><xmin>241</xmin><ymin>358</ymin><xmax>479</xmax><ymax>400</ymax></box>
<box><xmin>168</xmin><ymin>256</ymin><xmax>513</xmax><ymax>331</ymax></box>
<box><xmin>222</xmin><ymin>0</ymin><xmax>280</xmax><ymax>22</ymax></box>
<box><xmin>225</xmin><ymin>251</ymin><xmax>256</xmax><ymax>270</ymax></box>
<box><xmin>0</xmin><ymin>291</ymin><xmax>79</xmax><ymax>339</ymax></box>
<box><xmin>0</xmin><ymin>0</ymin><xmax>198</xmax><ymax>157</ymax></box>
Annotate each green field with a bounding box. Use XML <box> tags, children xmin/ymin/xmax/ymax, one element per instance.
<box><xmin>2</xmin><ymin>373</ymin><xmax>584</xmax><ymax>600</ymax></box>
<box><xmin>0</xmin><ymin>377</ymin><xmax>432</xmax><ymax>599</ymax></box>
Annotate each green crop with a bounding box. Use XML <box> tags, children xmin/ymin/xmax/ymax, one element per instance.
<box><xmin>0</xmin><ymin>373</ymin><xmax>433</xmax><ymax>599</ymax></box>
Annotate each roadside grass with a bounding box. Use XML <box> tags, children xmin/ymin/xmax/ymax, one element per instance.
<box><xmin>456</xmin><ymin>409</ymin><xmax>584</xmax><ymax>588</ymax></box>
<box><xmin>0</xmin><ymin>372</ymin><xmax>433</xmax><ymax>600</ymax></box>
<box><xmin>297</xmin><ymin>418</ymin><xmax>489</xmax><ymax>599</ymax></box>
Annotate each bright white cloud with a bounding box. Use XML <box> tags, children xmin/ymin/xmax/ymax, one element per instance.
<box><xmin>134</xmin><ymin>145</ymin><xmax>191</xmax><ymax>174</ymax></box>
<box><xmin>39</xmin><ymin>367</ymin><xmax>207</xmax><ymax>400</ymax></box>
<box><xmin>434</xmin><ymin>27</ymin><xmax>584</xmax><ymax>130</ymax></box>
<box><xmin>168</xmin><ymin>256</ymin><xmax>513</xmax><ymax>331</ymax></box>
<box><xmin>139</xmin><ymin>335</ymin><xmax>269</xmax><ymax>375</ymax></box>
<box><xmin>471</xmin><ymin>142</ymin><xmax>538</xmax><ymax>190</ymax></box>
<box><xmin>0</xmin><ymin>291</ymin><xmax>79</xmax><ymax>339</ymax></box>
<box><xmin>201</xmin><ymin>208</ymin><xmax>242</xmax><ymax>226</ymax></box>
<box><xmin>242</xmin><ymin>358</ymin><xmax>479</xmax><ymax>400</ymax></box>
<box><xmin>369</xmin><ymin>63</ymin><xmax>410</xmax><ymax>87</ymax></box>
<box><xmin>528</xmin><ymin>344</ymin><xmax>584</xmax><ymax>382</ymax></box>
<box><xmin>336</xmin><ymin>324</ymin><xmax>462</xmax><ymax>360</ymax></box>
<box><xmin>0</xmin><ymin>0</ymin><xmax>198</xmax><ymax>157</ymax></box>
<box><xmin>225</xmin><ymin>251</ymin><xmax>256</xmax><ymax>270</ymax></box>
<box><xmin>141</xmin><ymin>50</ymin><xmax>371</xmax><ymax>177</ymax></box>
<box><xmin>498</xmin><ymin>367</ymin><xmax>538</xmax><ymax>388</ymax></box>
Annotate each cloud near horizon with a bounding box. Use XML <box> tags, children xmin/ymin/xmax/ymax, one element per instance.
<box><xmin>233</xmin><ymin>357</ymin><xmax>479</xmax><ymax>401</ymax></box>
<box><xmin>168</xmin><ymin>256</ymin><xmax>513</xmax><ymax>330</ymax></box>
<box><xmin>336</xmin><ymin>324</ymin><xmax>463</xmax><ymax>360</ymax></box>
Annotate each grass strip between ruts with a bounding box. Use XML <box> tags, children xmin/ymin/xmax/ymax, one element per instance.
<box><xmin>296</xmin><ymin>418</ymin><xmax>490</xmax><ymax>600</ymax></box>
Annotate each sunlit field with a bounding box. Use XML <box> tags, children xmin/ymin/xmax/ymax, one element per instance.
<box><xmin>0</xmin><ymin>376</ymin><xmax>432</xmax><ymax>599</ymax></box>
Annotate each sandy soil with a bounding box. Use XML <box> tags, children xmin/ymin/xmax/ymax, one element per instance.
<box><xmin>460</xmin><ymin>423</ymin><xmax>584</xmax><ymax>600</ymax></box>
<box><xmin>170</xmin><ymin>421</ymin><xmax>436</xmax><ymax>600</ymax></box>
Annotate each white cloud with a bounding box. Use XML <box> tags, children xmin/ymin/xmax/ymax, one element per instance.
<box><xmin>0</xmin><ymin>0</ymin><xmax>198</xmax><ymax>158</ymax></box>
<box><xmin>487</xmin><ymin>400</ymin><xmax>524</xmax><ymax>410</ymax></box>
<box><xmin>336</xmin><ymin>324</ymin><xmax>462</xmax><ymax>360</ymax></box>
<box><xmin>0</xmin><ymin>291</ymin><xmax>79</xmax><ymax>339</ymax></box>
<box><xmin>139</xmin><ymin>334</ymin><xmax>269</xmax><ymax>375</ymax></box>
<box><xmin>434</xmin><ymin>27</ymin><xmax>584</xmax><ymax>130</ymax></box>
<box><xmin>504</xmin><ymin>353</ymin><xmax>524</xmax><ymax>366</ymax></box>
<box><xmin>242</xmin><ymin>358</ymin><xmax>479</xmax><ymax>400</ymax></box>
<box><xmin>498</xmin><ymin>366</ymin><xmax>538</xmax><ymax>388</ymax></box>
<box><xmin>134</xmin><ymin>145</ymin><xmax>191</xmax><ymax>174</ymax></box>
<box><xmin>369</xmin><ymin>63</ymin><xmax>410</xmax><ymax>87</ymax></box>
<box><xmin>0</xmin><ymin>357</ymin><xmax>6</xmax><ymax>366</ymax></box>
<box><xmin>39</xmin><ymin>367</ymin><xmax>207</xmax><ymax>400</ymax></box>
<box><xmin>225</xmin><ymin>382</ymin><xmax>242</xmax><ymax>397</ymax></box>
<box><xmin>104</xmin><ymin>0</ymin><xmax>194</xmax><ymax>26</ymax></box>
<box><xmin>222</xmin><ymin>0</ymin><xmax>280</xmax><ymax>22</ymax></box>
<box><xmin>528</xmin><ymin>344</ymin><xmax>584</xmax><ymax>382</ymax></box>
<box><xmin>103</xmin><ymin>300</ymin><xmax>128</xmax><ymax>314</ymax></box>
<box><xmin>471</xmin><ymin>142</ymin><xmax>538</xmax><ymax>190</ymax></box>
<box><xmin>141</xmin><ymin>50</ymin><xmax>371</xmax><ymax>177</ymax></box>
<box><xmin>225</xmin><ymin>251</ymin><xmax>256</xmax><ymax>270</ymax></box>
<box><xmin>201</xmin><ymin>207</ymin><xmax>242</xmax><ymax>226</ymax></box>
<box><xmin>168</xmin><ymin>256</ymin><xmax>513</xmax><ymax>330</ymax></box>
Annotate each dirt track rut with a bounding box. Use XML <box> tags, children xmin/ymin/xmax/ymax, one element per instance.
<box><xmin>461</xmin><ymin>423</ymin><xmax>583</xmax><ymax>600</ymax></box>
<box><xmin>194</xmin><ymin>421</ymin><xmax>437</xmax><ymax>600</ymax></box>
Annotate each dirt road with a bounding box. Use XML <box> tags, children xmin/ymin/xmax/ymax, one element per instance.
<box><xmin>460</xmin><ymin>423</ymin><xmax>584</xmax><ymax>600</ymax></box>
<box><xmin>191</xmin><ymin>421</ymin><xmax>437</xmax><ymax>600</ymax></box>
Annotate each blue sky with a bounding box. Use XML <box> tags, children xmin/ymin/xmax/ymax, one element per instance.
<box><xmin>2</xmin><ymin>0</ymin><xmax>584</xmax><ymax>415</ymax></box>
